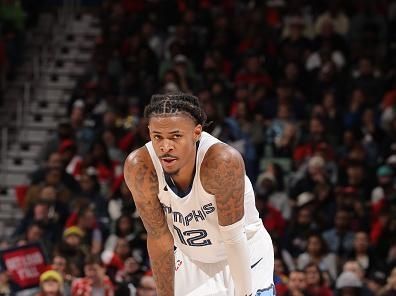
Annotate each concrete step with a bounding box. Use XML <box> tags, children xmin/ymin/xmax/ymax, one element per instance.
<box><xmin>0</xmin><ymin>202</ymin><xmax>15</xmax><ymax>212</ymax></box>
<box><xmin>5</xmin><ymin>158</ymin><xmax>38</xmax><ymax>168</ymax></box>
<box><xmin>40</xmin><ymin>63</ymin><xmax>86</xmax><ymax>77</ymax></box>
<box><xmin>18</xmin><ymin>60</ymin><xmax>86</xmax><ymax>79</ymax></box>
<box><xmin>74</xmin><ymin>13</ymin><xmax>100</xmax><ymax>26</ymax></box>
<box><xmin>31</xmin><ymin>100</ymin><xmax>68</xmax><ymax>113</ymax></box>
<box><xmin>33</xmin><ymin>88</ymin><xmax>67</xmax><ymax>102</ymax></box>
<box><xmin>25</xmin><ymin>120</ymin><xmax>58</xmax><ymax>131</ymax></box>
<box><xmin>68</xmin><ymin>20</ymin><xmax>101</xmax><ymax>37</ymax></box>
<box><xmin>30</xmin><ymin>104</ymin><xmax>67</xmax><ymax>117</ymax></box>
<box><xmin>55</xmin><ymin>49</ymin><xmax>91</xmax><ymax>63</ymax></box>
<box><xmin>0</xmin><ymin>189</ymin><xmax>17</xmax><ymax>208</ymax></box>
<box><xmin>10</xmin><ymin>143</ymin><xmax>42</xmax><ymax>155</ymax></box>
<box><xmin>39</xmin><ymin>76</ymin><xmax>76</xmax><ymax>91</ymax></box>
<box><xmin>8</xmin><ymin>117</ymin><xmax>58</xmax><ymax>131</ymax></box>
<box><xmin>63</xmin><ymin>36</ymin><xmax>96</xmax><ymax>50</ymax></box>
<box><xmin>8</xmin><ymin>148</ymin><xmax>40</xmax><ymax>160</ymax></box>
<box><xmin>0</xmin><ymin>172</ymin><xmax>29</xmax><ymax>187</ymax></box>
<box><xmin>0</xmin><ymin>211</ymin><xmax>23</xmax><ymax>221</ymax></box>
<box><xmin>12</xmin><ymin>129</ymin><xmax>48</xmax><ymax>145</ymax></box>
<box><xmin>3</xmin><ymin>161</ymin><xmax>38</xmax><ymax>173</ymax></box>
<box><xmin>0</xmin><ymin>187</ymin><xmax>15</xmax><ymax>197</ymax></box>
<box><xmin>0</xmin><ymin>221</ymin><xmax>17</xmax><ymax>238</ymax></box>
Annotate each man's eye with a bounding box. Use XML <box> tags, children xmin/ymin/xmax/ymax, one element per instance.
<box><xmin>173</xmin><ymin>135</ymin><xmax>181</xmax><ymax>139</ymax></box>
<box><xmin>154</xmin><ymin>135</ymin><xmax>161</xmax><ymax>140</ymax></box>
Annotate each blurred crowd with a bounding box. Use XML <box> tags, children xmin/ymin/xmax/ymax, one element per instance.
<box><xmin>1</xmin><ymin>0</ymin><xmax>396</xmax><ymax>295</ymax></box>
<box><xmin>0</xmin><ymin>0</ymin><xmax>49</xmax><ymax>104</ymax></box>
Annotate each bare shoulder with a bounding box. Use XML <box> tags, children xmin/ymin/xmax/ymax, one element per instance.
<box><xmin>203</xmin><ymin>142</ymin><xmax>243</xmax><ymax>164</ymax></box>
<box><xmin>124</xmin><ymin>146</ymin><xmax>153</xmax><ymax>171</ymax></box>
<box><xmin>201</xmin><ymin>143</ymin><xmax>246</xmax><ymax>225</ymax></box>
<box><xmin>123</xmin><ymin>147</ymin><xmax>158</xmax><ymax>199</ymax></box>
<box><xmin>200</xmin><ymin>143</ymin><xmax>245</xmax><ymax>194</ymax></box>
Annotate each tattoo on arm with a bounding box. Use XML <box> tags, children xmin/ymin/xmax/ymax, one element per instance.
<box><xmin>124</xmin><ymin>149</ymin><xmax>174</xmax><ymax>296</ymax></box>
<box><xmin>149</xmin><ymin>245</ymin><xmax>174</xmax><ymax>296</ymax></box>
<box><xmin>201</xmin><ymin>144</ymin><xmax>245</xmax><ymax>226</ymax></box>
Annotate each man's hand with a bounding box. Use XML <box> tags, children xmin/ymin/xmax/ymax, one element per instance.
<box><xmin>124</xmin><ymin>147</ymin><xmax>175</xmax><ymax>296</ymax></box>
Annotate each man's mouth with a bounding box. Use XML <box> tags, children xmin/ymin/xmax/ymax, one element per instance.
<box><xmin>160</xmin><ymin>157</ymin><xmax>177</xmax><ymax>165</ymax></box>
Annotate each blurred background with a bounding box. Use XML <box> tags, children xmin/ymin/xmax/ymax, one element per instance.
<box><xmin>0</xmin><ymin>0</ymin><xmax>396</xmax><ymax>295</ymax></box>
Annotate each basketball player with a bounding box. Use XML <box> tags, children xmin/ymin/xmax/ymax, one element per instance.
<box><xmin>124</xmin><ymin>93</ymin><xmax>274</xmax><ymax>296</ymax></box>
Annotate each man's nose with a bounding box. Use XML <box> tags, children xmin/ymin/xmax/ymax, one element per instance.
<box><xmin>160</xmin><ymin>139</ymin><xmax>174</xmax><ymax>152</ymax></box>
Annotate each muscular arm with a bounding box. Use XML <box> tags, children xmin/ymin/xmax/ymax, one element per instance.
<box><xmin>201</xmin><ymin>143</ymin><xmax>245</xmax><ymax>225</ymax></box>
<box><xmin>124</xmin><ymin>148</ymin><xmax>174</xmax><ymax>296</ymax></box>
<box><xmin>201</xmin><ymin>143</ymin><xmax>253</xmax><ymax>296</ymax></box>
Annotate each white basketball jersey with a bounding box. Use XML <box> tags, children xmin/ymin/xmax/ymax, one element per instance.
<box><xmin>145</xmin><ymin>132</ymin><xmax>263</xmax><ymax>263</ymax></box>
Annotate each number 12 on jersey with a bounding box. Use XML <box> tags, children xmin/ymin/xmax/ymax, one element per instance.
<box><xmin>173</xmin><ymin>225</ymin><xmax>212</xmax><ymax>247</ymax></box>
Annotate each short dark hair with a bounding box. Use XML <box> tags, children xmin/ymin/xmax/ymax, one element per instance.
<box><xmin>84</xmin><ymin>254</ymin><xmax>103</xmax><ymax>267</ymax></box>
<box><xmin>144</xmin><ymin>92</ymin><xmax>207</xmax><ymax>126</ymax></box>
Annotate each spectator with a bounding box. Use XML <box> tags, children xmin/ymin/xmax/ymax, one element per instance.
<box><xmin>347</xmin><ymin>231</ymin><xmax>381</xmax><ymax>276</ymax></box>
<box><xmin>297</xmin><ymin>233</ymin><xmax>338</xmax><ymax>280</ymax></box>
<box><xmin>31</xmin><ymin>151</ymin><xmax>80</xmax><ymax>193</ymax></box>
<box><xmin>71</xmin><ymin>255</ymin><xmax>114</xmax><ymax>296</ymax></box>
<box><xmin>108</xmin><ymin>178</ymin><xmax>136</xmax><ymax>221</ymax></box>
<box><xmin>335</xmin><ymin>271</ymin><xmax>363</xmax><ymax>296</ymax></box>
<box><xmin>371</xmin><ymin>165</ymin><xmax>395</xmax><ymax>205</ymax></box>
<box><xmin>274</xmin><ymin>256</ymin><xmax>290</xmax><ymax>295</ymax></box>
<box><xmin>51</xmin><ymin>254</ymin><xmax>72</xmax><ymax>295</ymax></box>
<box><xmin>314</xmin><ymin>1</ymin><xmax>350</xmax><ymax>36</ymax></box>
<box><xmin>366</xmin><ymin>270</ymin><xmax>387</xmax><ymax>295</ymax></box>
<box><xmin>77</xmin><ymin>168</ymin><xmax>108</xmax><ymax>221</ymax></box>
<box><xmin>255</xmin><ymin>170</ymin><xmax>291</xmax><ymax>221</ymax></box>
<box><xmin>290</xmin><ymin>155</ymin><xmax>331</xmax><ymax>200</ymax></box>
<box><xmin>255</xmin><ymin>193</ymin><xmax>287</xmax><ymax>239</ymax></box>
<box><xmin>24</xmin><ymin>168</ymin><xmax>72</xmax><ymax>211</ymax></box>
<box><xmin>14</xmin><ymin>222</ymin><xmax>44</xmax><ymax>248</ymax></box>
<box><xmin>36</xmin><ymin>270</ymin><xmax>64</xmax><ymax>296</ymax></box>
<box><xmin>377</xmin><ymin>267</ymin><xmax>396</xmax><ymax>296</ymax></box>
<box><xmin>343</xmin><ymin>260</ymin><xmax>374</xmax><ymax>296</ymax></box>
<box><xmin>0</xmin><ymin>265</ymin><xmax>11</xmax><ymax>296</ymax></box>
<box><xmin>285</xmin><ymin>204</ymin><xmax>317</xmax><ymax>258</ymax></box>
<box><xmin>38</xmin><ymin>121</ymin><xmax>74</xmax><ymax>162</ymax></box>
<box><xmin>56</xmin><ymin>226</ymin><xmax>87</xmax><ymax>277</ymax></box>
<box><xmin>115</xmin><ymin>256</ymin><xmax>146</xmax><ymax>294</ymax></box>
<box><xmin>14</xmin><ymin>200</ymin><xmax>62</xmax><ymax>252</ymax></box>
<box><xmin>104</xmin><ymin>214</ymin><xmax>145</xmax><ymax>260</ymax></box>
<box><xmin>136</xmin><ymin>273</ymin><xmax>157</xmax><ymax>296</ymax></box>
<box><xmin>303</xmin><ymin>262</ymin><xmax>333</xmax><ymax>296</ymax></box>
<box><xmin>322</xmin><ymin>208</ymin><xmax>355</xmax><ymax>258</ymax></box>
<box><xmin>278</xmin><ymin>269</ymin><xmax>309</xmax><ymax>296</ymax></box>
<box><xmin>65</xmin><ymin>205</ymin><xmax>103</xmax><ymax>256</ymax></box>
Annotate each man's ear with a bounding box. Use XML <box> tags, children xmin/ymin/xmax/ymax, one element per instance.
<box><xmin>194</xmin><ymin>124</ymin><xmax>202</xmax><ymax>141</ymax></box>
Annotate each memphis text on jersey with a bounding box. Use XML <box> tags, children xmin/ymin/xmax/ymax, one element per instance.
<box><xmin>161</xmin><ymin>202</ymin><xmax>215</xmax><ymax>227</ymax></box>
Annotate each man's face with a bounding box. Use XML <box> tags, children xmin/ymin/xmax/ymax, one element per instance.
<box><xmin>46</xmin><ymin>169</ymin><xmax>62</xmax><ymax>186</ymax></box>
<box><xmin>27</xmin><ymin>225</ymin><xmax>43</xmax><ymax>242</ymax></box>
<box><xmin>288</xmin><ymin>271</ymin><xmax>307</xmax><ymax>291</ymax></box>
<box><xmin>48</xmin><ymin>153</ymin><xmax>63</xmax><ymax>169</ymax></box>
<box><xmin>52</xmin><ymin>256</ymin><xmax>67</xmax><ymax>273</ymax></box>
<box><xmin>148</xmin><ymin>115</ymin><xmax>201</xmax><ymax>176</ymax></box>
<box><xmin>335</xmin><ymin>211</ymin><xmax>350</xmax><ymax>231</ymax></box>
